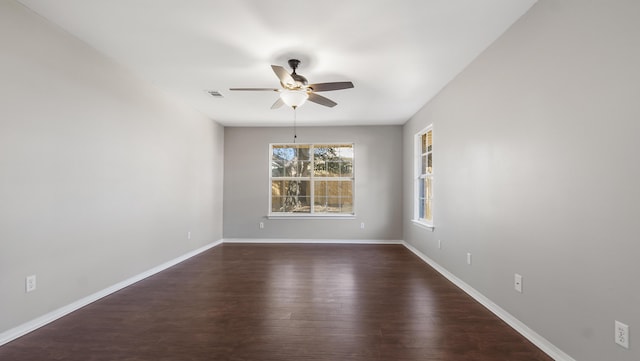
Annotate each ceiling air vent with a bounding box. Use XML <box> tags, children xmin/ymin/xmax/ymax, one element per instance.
<box><xmin>206</xmin><ymin>90</ymin><xmax>223</xmax><ymax>98</ymax></box>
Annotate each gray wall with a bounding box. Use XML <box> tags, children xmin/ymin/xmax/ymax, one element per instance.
<box><xmin>403</xmin><ymin>1</ymin><xmax>640</xmax><ymax>360</ymax></box>
<box><xmin>0</xmin><ymin>1</ymin><xmax>224</xmax><ymax>334</ymax></box>
<box><xmin>224</xmin><ymin>126</ymin><xmax>402</xmax><ymax>240</ymax></box>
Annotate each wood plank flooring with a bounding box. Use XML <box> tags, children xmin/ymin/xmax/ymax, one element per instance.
<box><xmin>0</xmin><ymin>244</ymin><xmax>552</xmax><ymax>360</ymax></box>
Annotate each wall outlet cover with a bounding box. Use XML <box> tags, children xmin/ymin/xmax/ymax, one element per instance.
<box><xmin>615</xmin><ymin>320</ymin><xmax>629</xmax><ymax>349</ymax></box>
<box><xmin>26</xmin><ymin>275</ymin><xmax>36</xmax><ymax>293</ymax></box>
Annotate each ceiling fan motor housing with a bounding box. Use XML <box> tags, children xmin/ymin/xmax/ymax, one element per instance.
<box><xmin>291</xmin><ymin>74</ymin><xmax>308</xmax><ymax>87</ymax></box>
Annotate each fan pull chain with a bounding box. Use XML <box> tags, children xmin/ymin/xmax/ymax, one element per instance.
<box><xmin>293</xmin><ymin>106</ymin><xmax>297</xmax><ymax>143</ymax></box>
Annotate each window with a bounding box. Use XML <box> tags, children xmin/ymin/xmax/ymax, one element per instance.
<box><xmin>414</xmin><ymin>126</ymin><xmax>433</xmax><ymax>228</ymax></box>
<box><xmin>270</xmin><ymin>143</ymin><xmax>354</xmax><ymax>217</ymax></box>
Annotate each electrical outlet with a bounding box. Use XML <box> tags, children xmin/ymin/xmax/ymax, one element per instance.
<box><xmin>615</xmin><ymin>320</ymin><xmax>629</xmax><ymax>349</ymax></box>
<box><xmin>259</xmin><ymin>222</ymin><xmax>264</xmax><ymax>229</ymax></box>
<box><xmin>360</xmin><ymin>222</ymin><xmax>365</xmax><ymax>229</ymax></box>
<box><xmin>466</xmin><ymin>253</ymin><xmax>472</xmax><ymax>265</ymax></box>
<box><xmin>438</xmin><ymin>240</ymin><xmax>441</xmax><ymax>249</ymax></box>
<box><xmin>514</xmin><ymin>273</ymin><xmax>523</xmax><ymax>293</ymax></box>
<box><xmin>25</xmin><ymin>275</ymin><xmax>36</xmax><ymax>293</ymax></box>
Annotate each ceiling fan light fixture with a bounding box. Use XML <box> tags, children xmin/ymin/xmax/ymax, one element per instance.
<box><xmin>230</xmin><ymin>60</ymin><xmax>353</xmax><ymax>109</ymax></box>
<box><xmin>279</xmin><ymin>89</ymin><xmax>309</xmax><ymax>108</ymax></box>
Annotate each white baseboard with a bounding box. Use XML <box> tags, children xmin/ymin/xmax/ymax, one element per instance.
<box><xmin>0</xmin><ymin>240</ymin><xmax>223</xmax><ymax>347</ymax></box>
<box><xmin>401</xmin><ymin>241</ymin><xmax>575</xmax><ymax>361</ymax></box>
<box><xmin>222</xmin><ymin>238</ymin><xmax>403</xmax><ymax>244</ymax></box>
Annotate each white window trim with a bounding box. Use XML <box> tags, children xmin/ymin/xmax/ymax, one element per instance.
<box><xmin>268</xmin><ymin>215</ymin><xmax>356</xmax><ymax>220</ymax></box>
<box><xmin>268</xmin><ymin>143</ymin><xmax>355</xmax><ymax>218</ymax></box>
<box><xmin>411</xmin><ymin>219</ymin><xmax>435</xmax><ymax>231</ymax></box>
<box><xmin>413</xmin><ymin>125</ymin><xmax>434</xmax><ymax>230</ymax></box>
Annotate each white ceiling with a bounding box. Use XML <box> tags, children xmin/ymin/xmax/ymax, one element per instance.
<box><xmin>17</xmin><ymin>0</ymin><xmax>536</xmax><ymax>127</ymax></box>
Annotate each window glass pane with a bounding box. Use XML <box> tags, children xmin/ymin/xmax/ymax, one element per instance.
<box><xmin>301</xmin><ymin>161</ymin><xmax>311</xmax><ymax>176</ymax></box>
<box><xmin>313</xmin><ymin>145</ymin><xmax>335</xmax><ymax>159</ymax></box>
<box><xmin>340</xmin><ymin>199</ymin><xmax>353</xmax><ymax>214</ymax></box>
<box><xmin>272</xmin><ymin>146</ymin><xmax>294</xmax><ymax>161</ymax></box>
<box><xmin>271</xmin><ymin>181</ymin><xmax>285</xmax><ymax>212</ymax></box>
<box><xmin>314</xmin><ymin>146</ymin><xmax>333</xmax><ymax>176</ymax></box>
<box><xmin>422</xmin><ymin>177</ymin><xmax>433</xmax><ymax>221</ymax></box>
<box><xmin>271</xmin><ymin>160</ymin><xmax>284</xmax><ymax>177</ymax></box>
<box><xmin>421</xmin><ymin>133</ymin><xmax>427</xmax><ymax>154</ymax></box>
<box><xmin>314</xmin><ymin>159</ymin><xmax>326</xmax><ymax>176</ymax></box>
<box><xmin>336</xmin><ymin>145</ymin><xmax>354</xmax><ymax>159</ymax></box>
<box><xmin>272</xmin><ymin>145</ymin><xmax>310</xmax><ymax>162</ymax></box>
<box><xmin>315</xmin><ymin>145</ymin><xmax>350</xmax><ymax>177</ymax></box>
<box><xmin>285</xmin><ymin>161</ymin><xmax>310</xmax><ymax>177</ymax></box>
<box><xmin>327</xmin><ymin>197</ymin><xmax>341</xmax><ymax>212</ymax></box>
<box><xmin>427</xmin><ymin>153</ymin><xmax>432</xmax><ymax>174</ymax></box>
<box><xmin>272</xmin><ymin>180</ymin><xmax>285</xmax><ymax>196</ymax></box>
<box><xmin>273</xmin><ymin>145</ymin><xmax>311</xmax><ymax>177</ymax></box>
<box><xmin>341</xmin><ymin>159</ymin><xmax>353</xmax><ymax>178</ymax></box>
<box><xmin>283</xmin><ymin>196</ymin><xmax>310</xmax><ymax>213</ymax></box>
<box><xmin>314</xmin><ymin>180</ymin><xmax>353</xmax><ymax>214</ymax></box>
<box><xmin>296</xmin><ymin>145</ymin><xmax>310</xmax><ymax>160</ymax></box>
<box><xmin>314</xmin><ymin>181</ymin><xmax>327</xmax><ymax>213</ymax></box>
<box><xmin>313</xmin><ymin>180</ymin><xmax>327</xmax><ymax>213</ymax></box>
<box><xmin>338</xmin><ymin>146</ymin><xmax>354</xmax><ymax>178</ymax></box>
<box><xmin>425</xmin><ymin>199</ymin><xmax>432</xmax><ymax>221</ymax></box>
<box><xmin>314</xmin><ymin>180</ymin><xmax>353</xmax><ymax>198</ymax></box>
<box><xmin>340</xmin><ymin>181</ymin><xmax>353</xmax><ymax>197</ymax></box>
<box><xmin>427</xmin><ymin>130</ymin><xmax>432</xmax><ymax>152</ymax></box>
<box><xmin>271</xmin><ymin>196</ymin><xmax>283</xmax><ymax>212</ymax></box>
<box><xmin>418</xmin><ymin>177</ymin><xmax>425</xmax><ymax>218</ymax></box>
<box><xmin>277</xmin><ymin>180</ymin><xmax>311</xmax><ymax>213</ymax></box>
<box><xmin>325</xmin><ymin>161</ymin><xmax>343</xmax><ymax>177</ymax></box>
<box><xmin>422</xmin><ymin>155</ymin><xmax>427</xmax><ymax>175</ymax></box>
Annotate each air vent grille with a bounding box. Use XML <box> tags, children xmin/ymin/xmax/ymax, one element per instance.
<box><xmin>206</xmin><ymin>90</ymin><xmax>223</xmax><ymax>98</ymax></box>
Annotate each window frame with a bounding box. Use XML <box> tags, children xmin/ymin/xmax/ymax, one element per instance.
<box><xmin>413</xmin><ymin>125</ymin><xmax>434</xmax><ymax>230</ymax></box>
<box><xmin>268</xmin><ymin>142</ymin><xmax>356</xmax><ymax>219</ymax></box>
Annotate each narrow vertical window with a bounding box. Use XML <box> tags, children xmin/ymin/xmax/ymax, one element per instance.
<box><xmin>414</xmin><ymin>126</ymin><xmax>433</xmax><ymax>228</ymax></box>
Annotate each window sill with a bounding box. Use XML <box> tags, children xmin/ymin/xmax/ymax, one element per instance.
<box><xmin>411</xmin><ymin>219</ymin><xmax>435</xmax><ymax>231</ymax></box>
<box><xmin>268</xmin><ymin>214</ymin><xmax>356</xmax><ymax>220</ymax></box>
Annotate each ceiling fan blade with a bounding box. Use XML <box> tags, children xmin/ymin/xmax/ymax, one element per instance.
<box><xmin>308</xmin><ymin>93</ymin><xmax>337</xmax><ymax>108</ymax></box>
<box><xmin>271</xmin><ymin>97</ymin><xmax>284</xmax><ymax>109</ymax></box>
<box><xmin>229</xmin><ymin>88</ymin><xmax>278</xmax><ymax>91</ymax></box>
<box><xmin>307</xmin><ymin>81</ymin><xmax>354</xmax><ymax>92</ymax></box>
<box><xmin>271</xmin><ymin>65</ymin><xmax>295</xmax><ymax>87</ymax></box>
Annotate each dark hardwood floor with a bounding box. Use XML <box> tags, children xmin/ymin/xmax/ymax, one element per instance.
<box><xmin>0</xmin><ymin>244</ymin><xmax>552</xmax><ymax>360</ymax></box>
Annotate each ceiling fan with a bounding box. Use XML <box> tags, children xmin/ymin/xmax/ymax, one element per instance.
<box><xmin>230</xmin><ymin>59</ymin><xmax>354</xmax><ymax>109</ymax></box>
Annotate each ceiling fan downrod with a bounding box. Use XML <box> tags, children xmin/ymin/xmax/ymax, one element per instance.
<box><xmin>288</xmin><ymin>59</ymin><xmax>301</xmax><ymax>73</ymax></box>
